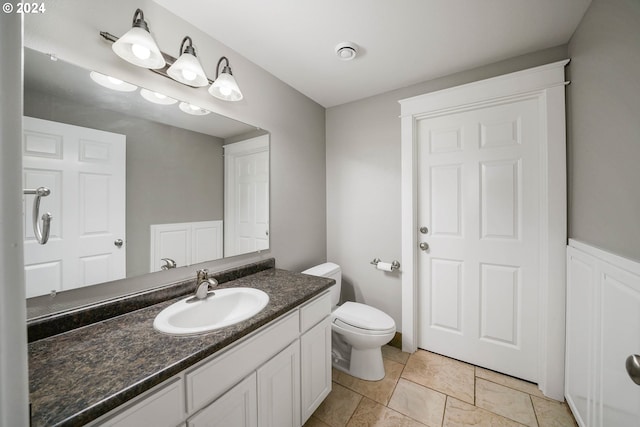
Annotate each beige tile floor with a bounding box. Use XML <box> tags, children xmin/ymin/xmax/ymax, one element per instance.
<box><xmin>305</xmin><ymin>346</ymin><xmax>577</xmax><ymax>427</ymax></box>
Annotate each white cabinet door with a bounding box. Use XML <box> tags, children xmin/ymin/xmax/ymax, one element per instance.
<box><xmin>188</xmin><ymin>373</ymin><xmax>257</xmax><ymax>427</ymax></box>
<box><xmin>300</xmin><ymin>317</ymin><xmax>332</xmax><ymax>424</ymax></box>
<box><xmin>257</xmin><ymin>341</ymin><xmax>300</xmax><ymax>427</ymax></box>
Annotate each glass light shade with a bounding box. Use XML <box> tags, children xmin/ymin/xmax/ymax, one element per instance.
<box><xmin>89</xmin><ymin>71</ymin><xmax>138</xmax><ymax>92</ymax></box>
<box><xmin>208</xmin><ymin>73</ymin><xmax>243</xmax><ymax>101</ymax></box>
<box><xmin>167</xmin><ymin>53</ymin><xmax>209</xmax><ymax>87</ymax></box>
<box><xmin>112</xmin><ymin>27</ymin><xmax>165</xmax><ymax>69</ymax></box>
<box><xmin>140</xmin><ymin>88</ymin><xmax>178</xmax><ymax>105</ymax></box>
<box><xmin>178</xmin><ymin>102</ymin><xmax>210</xmax><ymax>116</ymax></box>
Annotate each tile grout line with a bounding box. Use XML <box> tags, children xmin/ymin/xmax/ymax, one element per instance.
<box><xmin>530</xmin><ymin>394</ymin><xmax>540</xmax><ymax>427</ymax></box>
<box><xmin>385</xmin><ymin>363</ymin><xmax>431</xmax><ymax>427</ymax></box>
<box><xmin>441</xmin><ymin>395</ymin><xmax>448</xmax><ymax>427</ymax></box>
<box><xmin>473</xmin><ymin>366</ymin><xmax>477</xmax><ymax>406</ymax></box>
<box><xmin>342</xmin><ymin>393</ymin><xmax>362</xmax><ymax>427</ymax></box>
<box><xmin>386</xmin><ymin>357</ymin><xmax>406</xmax><ymax>405</ymax></box>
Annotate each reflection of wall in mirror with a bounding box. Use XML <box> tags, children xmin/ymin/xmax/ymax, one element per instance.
<box><xmin>24</xmin><ymin>87</ymin><xmax>224</xmax><ymax>278</ymax></box>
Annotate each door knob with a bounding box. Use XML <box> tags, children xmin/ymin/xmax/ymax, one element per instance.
<box><xmin>114</xmin><ymin>239</ymin><xmax>124</xmax><ymax>248</ymax></box>
<box><xmin>626</xmin><ymin>354</ymin><xmax>640</xmax><ymax>385</ymax></box>
<box><xmin>419</xmin><ymin>242</ymin><xmax>429</xmax><ymax>251</ymax></box>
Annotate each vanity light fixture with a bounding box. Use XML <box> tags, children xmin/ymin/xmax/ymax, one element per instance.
<box><xmin>140</xmin><ymin>88</ymin><xmax>178</xmax><ymax>105</ymax></box>
<box><xmin>89</xmin><ymin>71</ymin><xmax>138</xmax><ymax>92</ymax></box>
<box><xmin>208</xmin><ymin>57</ymin><xmax>243</xmax><ymax>101</ymax></box>
<box><xmin>167</xmin><ymin>36</ymin><xmax>209</xmax><ymax>87</ymax></box>
<box><xmin>103</xmin><ymin>10</ymin><xmax>244</xmax><ymax>101</ymax></box>
<box><xmin>179</xmin><ymin>102</ymin><xmax>211</xmax><ymax>116</ymax></box>
<box><xmin>111</xmin><ymin>8</ymin><xmax>165</xmax><ymax>69</ymax></box>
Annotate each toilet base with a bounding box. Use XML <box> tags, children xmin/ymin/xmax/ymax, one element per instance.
<box><xmin>333</xmin><ymin>347</ymin><xmax>385</xmax><ymax>381</ymax></box>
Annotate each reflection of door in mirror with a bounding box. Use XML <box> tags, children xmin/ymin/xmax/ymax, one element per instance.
<box><xmin>23</xmin><ymin>117</ymin><xmax>126</xmax><ymax>298</ymax></box>
<box><xmin>224</xmin><ymin>135</ymin><xmax>270</xmax><ymax>257</ymax></box>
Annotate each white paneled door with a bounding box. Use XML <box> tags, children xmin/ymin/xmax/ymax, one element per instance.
<box><xmin>417</xmin><ymin>98</ymin><xmax>541</xmax><ymax>382</ymax></box>
<box><xmin>23</xmin><ymin>116</ymin><xmax>126</xmax><ymax>297</ymax></box>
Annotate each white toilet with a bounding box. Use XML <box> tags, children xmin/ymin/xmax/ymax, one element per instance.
<box><xmin>302</xmin><ymin>262</ymin><xmax>396</xmax><ymax>381</ymax></box>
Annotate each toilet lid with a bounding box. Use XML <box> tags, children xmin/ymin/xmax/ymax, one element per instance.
<box><xmin>332</xmin><ymin>302</ymin><xmax>395</xmax><ymax>331</ymax></box>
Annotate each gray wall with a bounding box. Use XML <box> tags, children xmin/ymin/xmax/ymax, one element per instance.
<box><xmin>24</xmin><ymin>0</ymin><xmax>326</xmax><ymax>315</ymax></box>
<box><xmin>326</xmin><ymin>46</ymin><xmax>569</xmax><ymax>331</ymax></box>
<box><xmin>24</xmin><ymin>88</ymin><xmax>224</xmax><ymax>277</ymax></box>
<box><xmin>0</xmin><ymin>10</ymin><xmax>30</xmax><ymax>427</ymax></box>
<box><xmin>567</xmin><ymin>0</ymin><xmax>640</xmax><ymax>262</ymax></box>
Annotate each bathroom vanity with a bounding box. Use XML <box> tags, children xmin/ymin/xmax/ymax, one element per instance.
<box><xmin>28</xmin><ymin>262</ymin><xmax>333</xmax><ymax>426</ymax></box>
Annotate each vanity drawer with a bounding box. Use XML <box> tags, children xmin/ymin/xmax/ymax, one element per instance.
<box><xmin>300</xmin><ymin>291</ymin><xmax>331</xmax><ymax>333</ymax></box>
<box><xmin>100</xmin><ymin>377</ymin><xmax>184</xmax><ymax>427</ymax></box>
<box><xmin>185</xmin><ymin>310</ymin><xmax>299</xmax><ymax>413</ymax></box>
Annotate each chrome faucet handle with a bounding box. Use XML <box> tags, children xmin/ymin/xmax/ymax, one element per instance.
<box><xmin>196</xmin><ymin>269</ymin><xmax>209</xmax><ymax>282</ymax></box>
<box><xmin>160</xmin><ymin>258</ymin><xmax>176</xmax><ymax>270</ymax></box>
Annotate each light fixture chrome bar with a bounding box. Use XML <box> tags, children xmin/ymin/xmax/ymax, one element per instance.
<box><xmin>99</xmin><ymin>31</ymin><xmax>214</xmax><ymax>86</ymax></box>
<box><xmin>23</xmin><ymin>187</ymin><xmax>52</xmax><ymax>245</ymax></box>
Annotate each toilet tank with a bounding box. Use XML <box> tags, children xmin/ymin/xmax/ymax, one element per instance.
<box><xmin>301</xmin><ymin>262</ymin><xmax>341</xmax><ymax>307</ymax></box>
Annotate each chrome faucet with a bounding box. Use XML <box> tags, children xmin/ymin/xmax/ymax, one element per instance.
<box><xmin>195</xmin><ymin>269</ymin><xmax>218</xmax><ymax>299</ymax></box>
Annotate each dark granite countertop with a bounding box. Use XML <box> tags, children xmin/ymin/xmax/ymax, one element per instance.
<box><xmin>28</xmin><ymin>268</ymin><xmax>334</xmax><ymax>427</ymax></box>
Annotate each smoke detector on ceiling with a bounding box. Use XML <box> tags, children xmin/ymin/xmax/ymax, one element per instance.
<box><xmin>335</xmin><ymin>42</ymin><xmax>359</xmax><ymax>61</ymax></box>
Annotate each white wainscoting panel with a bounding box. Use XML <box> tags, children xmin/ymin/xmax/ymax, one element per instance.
<box><xmin>566</xmin><ymin>239</ymin><xmax>640</xmax><ymax>427</ymax></box>
<box><xmin>150</xmin><ymin>220</ymin><xmax>223</xmax><ymax>272</ymax></box>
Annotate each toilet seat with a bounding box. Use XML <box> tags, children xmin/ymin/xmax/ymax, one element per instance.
<box><xmin>332</xmin><ymin>302</ymin><xmax>396</xmax><ymax>334</ymax></box>
<box><xmin>333</xmin><ymin>318</ymin><xmax>396</xmax><ymax>336</ymax></box>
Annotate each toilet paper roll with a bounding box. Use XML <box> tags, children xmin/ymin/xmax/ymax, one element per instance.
<box><xmin>376</xmin><ymin>261</ymin><xmax>394</xmax><ymax>272</ymax></box>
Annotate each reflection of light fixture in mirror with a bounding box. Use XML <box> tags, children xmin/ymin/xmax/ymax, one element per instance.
<box><xmin>140</xmin><ymin>88</ymin><xmax>178</xmax><ymax>105</ymax></box>
<box><xmin>179</xmin><ymin>102</ymin><xmax>211</xmax><ymax>116</ymax></box>
<box><xmin>89</xmin><ymin>71</ymin><xmax>138</xmax><ymax>92</ymax></box>
<box><xmin>167</xmin><ymin>36</ymin><xmax>208</xmax><ymax>87</ymax></box>
<box><xmin>208</xmin><ymin>57</ymin><xmax>243</xmax><ymax>101</ymax></box>
<box><xmin>112</xmin><ymin>9</ymin><xmax>165</xmax><ymax>69</ymax></box>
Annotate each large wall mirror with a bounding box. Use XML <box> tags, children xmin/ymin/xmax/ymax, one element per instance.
<box><xmin>23</xmin><ymin>48</ymin><xmax>270</xmax><ymax>302</ymax></box>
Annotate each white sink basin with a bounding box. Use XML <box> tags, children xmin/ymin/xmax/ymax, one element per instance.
<box><xmin>153</xmin><ymin>287</ymin><xmax>269</xmax><ymax>336</ymax></box>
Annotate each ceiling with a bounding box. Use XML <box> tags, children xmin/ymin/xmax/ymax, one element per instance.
<box><xmin>153</xmin><ymin>0</ymin><xmax>591</xmax><ymax>108</ymax></box>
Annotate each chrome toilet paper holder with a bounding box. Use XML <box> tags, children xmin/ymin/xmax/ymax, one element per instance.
<box><xmin>370</xmin><ymin>258</ymin><xmax>400</xmax><ymax>271</ymax></box>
